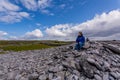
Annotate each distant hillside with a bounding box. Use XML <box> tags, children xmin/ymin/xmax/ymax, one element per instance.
<box><xmin>0</xmin><ymin>40</ymin><xmax>73</xmax><ymax>52</ymax></box>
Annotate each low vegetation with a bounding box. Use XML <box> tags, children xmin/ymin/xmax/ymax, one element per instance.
<box><xmin>0</xmin><ymin>40</ymin><xmax>73</xmax><ymax>52</ymax></box>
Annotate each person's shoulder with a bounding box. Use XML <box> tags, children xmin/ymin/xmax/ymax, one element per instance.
<box><xmin>82</xmin><ymin>36</ymin><xmax>85</xmax><ymax>39</ymax></box>
<box><xmin>82</xmin><ymin>35</ymin><xmax>85</xmax><ymax>38</ymax></box>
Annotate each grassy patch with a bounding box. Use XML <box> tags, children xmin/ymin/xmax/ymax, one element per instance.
<box><xmin>0</xmin><ymin>52</ymin><xmax>5</xmax><ymax>54</ymax></box>
<box><xmin>1</xmin><ymin>44</ymin><xmax>52</xmax><ymax>51</ymax></box>
<box><xmin>0</xmin><ymin>40</ymin><xmax>73</xmax><ymax>52</ymax></box>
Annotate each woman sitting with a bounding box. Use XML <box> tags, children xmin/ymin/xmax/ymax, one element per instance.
<box><xmin>75</xmin><ymin>32</ymin><xmax>85</xmax><ymax>51</ymax></box>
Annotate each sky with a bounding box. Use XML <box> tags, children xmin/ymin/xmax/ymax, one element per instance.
<box><xmin>0</xmin><ymin>0</ymin><xmax>120</xmax><ymax>40</ymax></box>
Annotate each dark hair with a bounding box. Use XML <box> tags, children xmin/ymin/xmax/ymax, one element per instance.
<box><xmin>79</xmin><ymin>32</ymin><xmax>83</xmax><ymax>36</ymax></box>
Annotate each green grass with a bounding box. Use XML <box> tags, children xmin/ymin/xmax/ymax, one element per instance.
<box><xmin>1</xmin><ymin>44</ymin><xmax>52</xmax><ymax>51</ymax></box>
<box><xmin>0</xmin><ymin>40</ymin><xmax>73</xmax><ymax>52</ymax></box>
<box><xmin>0</xmin><ymin>52</ymin><xmax>5</xmax><ymax>54</ymax></box>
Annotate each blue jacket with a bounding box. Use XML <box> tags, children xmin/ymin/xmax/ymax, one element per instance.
<box><xmin>76</xmin><ymin>35</ymin><xmax>85</xmax><ymax>44</ymax></box>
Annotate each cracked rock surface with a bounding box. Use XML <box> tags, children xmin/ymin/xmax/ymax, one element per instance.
<box><xmin>0</xmin><ymin>41</ymin><xmax>120</xmax><ymax>80</ymax></box>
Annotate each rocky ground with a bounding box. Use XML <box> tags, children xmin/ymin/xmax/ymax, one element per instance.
<box><xmin>0</xmin><ymin>41</ymin><xmax>120</xmax><ymax>80</ymax></box>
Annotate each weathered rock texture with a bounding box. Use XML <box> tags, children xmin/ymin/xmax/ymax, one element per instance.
<box><xmin>0</xmin><ymin>41</ymin><xmax>120</xmax><ymax>80</ymax></box>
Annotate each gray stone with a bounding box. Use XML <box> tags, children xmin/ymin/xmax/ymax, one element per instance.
<box><xmin>103</xmin><ymin>61</ymin><xmax>110</xmax><ymax>70</ymax></box>
<box><xmin>48</xmin><ymin>66</ymin><xmax>59</xmax><ymax>73</ymax></box>
<box><xmin>56</xmin><ymin>72</ymin><xmax>64</xmax><ymax>80</ymax></box>
<box><xmin>52</xmin><ymin>76</ymin><xmax>61</xmax><ymax>80</ymax></box>
<box><xmin>0</xmin><ymin>70</ymin><xmax>4</xmax><ymax>75</ymax></box>
<box><xmin>15</xmin><ymin>74</ymin><xmax>22</xmax><ymax>80</ymax></box>
<box><xmin>94</xmin><ymin>74</ymin><xmax>102</xmax><ymax>80</ymax></box>
<box><xmin>69</xmin><ymin>74</ymin><xmax>79</xmax><ymax>80</ymax></box>
<box><xmin>28</xmin><ymin>72</ymin><xmax>39</xmax><ymax>80</ymax></box>
<box><xmin>102</xmin><ymin>72</ymin><xmax>109</xmax><ymax>80</ymax></box>
<box><xmin>48</xmin><ymin>73</ymin><xmax>53</xmax><ymax>79</ymax></box>
<box><xmin>94</xmin><ymin>70</ymin><xmax>100</xmax><ymax>75</ymax></box>
<box><xmin>7</xmin><ymin>71</ymin><xmax>17</xmax><ymax>80</ymax></box>
<box><xmin>79</xmin><ymin>77</ymin><xmax>85</xmax><ymax>80</ymax></box>
<box><xmin>39</xmin><ymin>75</ymin><xmax>47</xmax><ymax>80</ymax></box>
<box><xmin>109</xmin><ymin>75</ymin><xmax>115</xmax><ymax>80</ymax></box>
<box><xmin>87</xmin><ymin>58</ymin><xmax>95</xmax><ymax>64</ymax></box>
<box><xmin>110</xmin><ymin>71</ymin><xmax>120</xmax><ymax>79</ymax></box>
<box><xmin>20</xmin><ymin>77</ymin><xmax>28</xmax><ymax>80</ymax></box>
<box><xmin>111</xmin><ymin>61</ymin><xmax>117</xmax><ymax>66</ymax></box>
<box><xmin>87</xmin><ymin>58</ymin><xmax>102</xmax><ymax>71</ymax></box>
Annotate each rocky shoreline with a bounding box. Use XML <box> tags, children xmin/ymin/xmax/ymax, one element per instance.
<box><xmin>0</xmin><ymin>41</ymin><xmax>120</xmax><ymax>80</ymax></box>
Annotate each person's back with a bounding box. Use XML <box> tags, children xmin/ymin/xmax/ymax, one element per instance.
<box><xmin>75</xmin><ymin>32</ymin><xmax>85</xmax><ymax>50</ymax></box>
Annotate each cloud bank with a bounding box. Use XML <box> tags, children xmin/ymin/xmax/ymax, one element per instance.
<box><xmin>45</xmin><ymin>9</ymin><xmax>120</xmax><ymax>40</ymax></box>
<box><xmin>0</xmin><ymin>9</ymin><xmax>120</xmax><ymax>40</ymax></box>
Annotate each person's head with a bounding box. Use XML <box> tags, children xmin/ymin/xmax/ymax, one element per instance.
<box><xmin>78</xmin><ymin>31</ymin><xmax>83</xmax><ymax>36</ymax></box>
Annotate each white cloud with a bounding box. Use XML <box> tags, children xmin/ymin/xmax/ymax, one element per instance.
<box><xmin>91</xmin><ymin>33</ymin><xmax>120</xmax><ymax>40</ymax></box>
<box><xmin>0</xmin><ymin>0</ymin><xmax>54</xmax><ymax>23</ymax></box>
<box><xmin>23</xmin><ymin>29</ymin><xmax>43</xmax><ymax>39</ymax></box>
<box><xmin>36</xmin><ymin>23</ymin><xmax>41</xmax><ymax>26</ymax></box>
<box><xmin>0</xmin><ymin>0</ymin><xmax>30</xmax><ymax>23</ymax></box>
<box><xmin>19</xmin><ymin>0</ymin><xmax>37</xmax><ymax>10</ymax></box>
<box><xmin>0</xmin><ymin>31</ymin><xmax>8</xmax><ymax>39</ymax></box>
<box><xmin>0</xmin><ymin>12</ymin><xmax>29</xmax><ymax>23</ymax></box>
<box><xmin>5</xmin><ymin>29</ymin><xmax>43</xmax><ymax>40</ymax></box>
<box><xmin>19</xmin><ymin>0</ymin><xmax>53</xmax><ymax>15</ymax></box>
<box><xmin>40</xmin><ymin>9</ymin><xmax>54</xmax><ymax>15</ymax></box>
<box><xmin>0</xmin><ymin>0</ymin><xmax>20</xmax><ymax>12</ymax></box>
<box><xmin>18</xmin><ymin>0</ymin><xmax>52</xmax><ymax>11</ymax></box>
<box><xmin>45</xmin><ymin>9</ymin><xmax>120</xmax><ymax>40</ymax></box>
<box><xmin>38</xmin><ymin>0</ymin><xmax>52</xmax><ymax>9</ymax></box>
<box><xmin>46</xmin><ymin>24</ymin><xmax>72</xmax><ymax>37</ymax></box>
<box><xmin>0</xmin><ymin>31</ymin><xmax>8</xmax><ymax>36</ymax></box>
<box><xmin>7</xmin><ymin>36</ymin><xmax>18</xmax><ymax>40</ymax></box>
